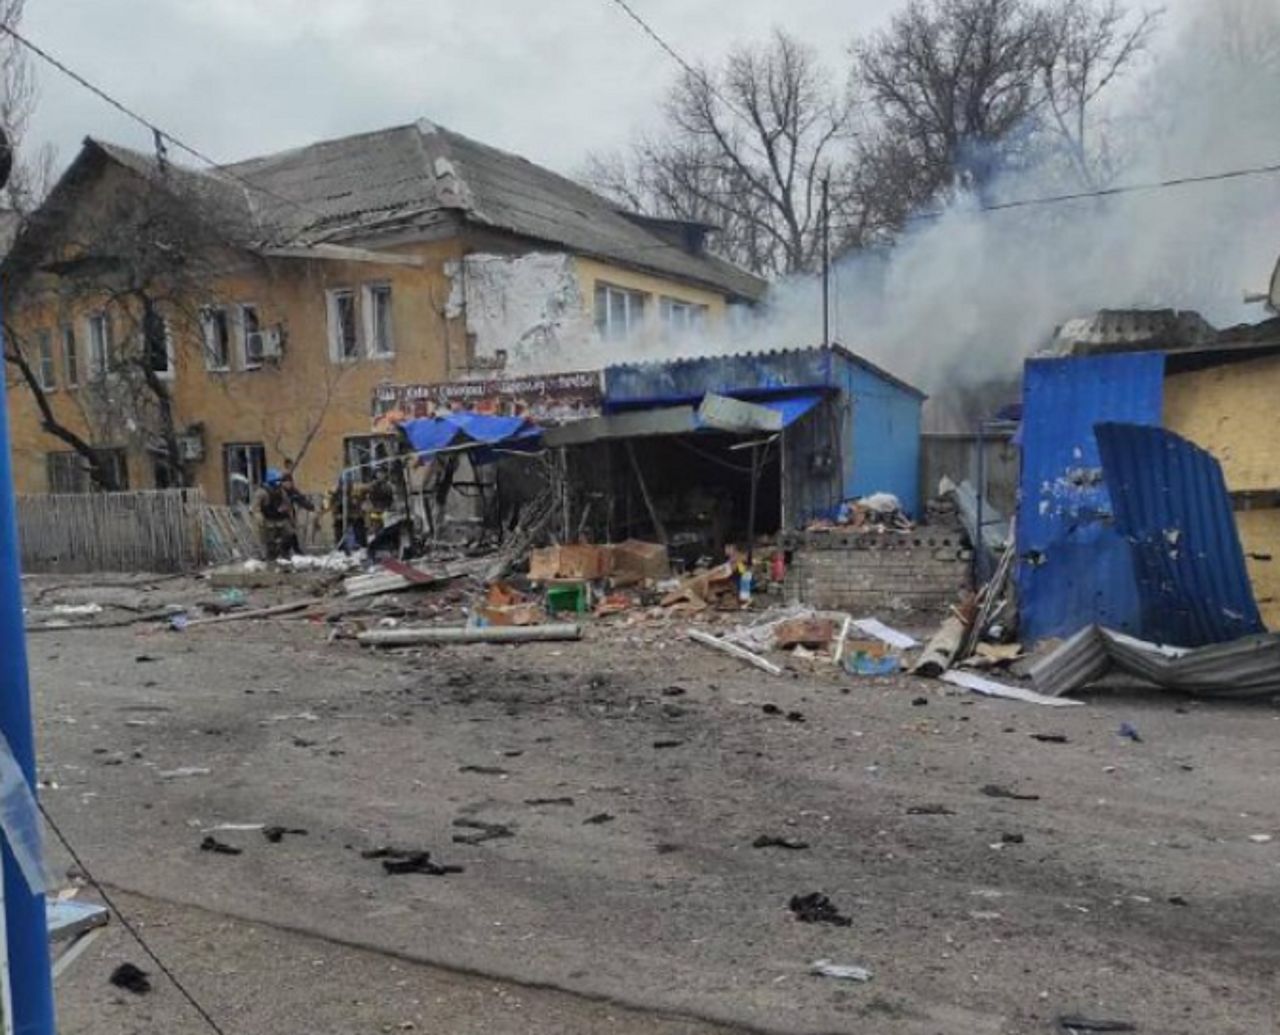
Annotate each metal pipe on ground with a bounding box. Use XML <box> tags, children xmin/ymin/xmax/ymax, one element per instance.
<box><xmin>358</xmin><ymin>623</ymin><xmax>583</xmax><ymax>647</ymax></box>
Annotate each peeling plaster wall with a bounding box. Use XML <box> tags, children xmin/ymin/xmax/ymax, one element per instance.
<box><xmin>446</xmin><ymin>252</ymin><xmax>592</xmax><ymax>372</ymax></box>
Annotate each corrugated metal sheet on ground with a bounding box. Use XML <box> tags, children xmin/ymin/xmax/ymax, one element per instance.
<box><xmin>1029</xmin><ymin>625</ymin><xmax>1280</xmax><ymax>699</ymax></box>
<box><xmin>1017</xmin><ymin>353</ymin><xmax>1166</xmax><ymax>642</ymax></box>
<box><xmin>1095</xmin><ymin>422</ymin><xmax>1265</xmax><ymax>646</ymax></box>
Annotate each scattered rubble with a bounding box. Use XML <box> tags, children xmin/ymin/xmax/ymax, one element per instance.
<box><xmin>108</xmin><ymin>963</ymin><xmax>152</xmax><ymax>995</ymax></box>
<box><xmin>789</xmin><ymin>892</ymin><xmax>853</xmax><ymax>927</ymax></box>
<box><xmin>361</xmin><ymin>847</ymin><xmax>464</xmax><ymax>876</ymax></box>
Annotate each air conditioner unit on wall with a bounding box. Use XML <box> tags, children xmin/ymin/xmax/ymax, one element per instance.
<box><xmin>246</xmin><ymin>326</ymin><xmax>284</xmax><ymax>364</ymax></box>
<box><xmin>178</xmin><ymin>426</ymin><xmax>205</xmax><ymax>462</ymax></box>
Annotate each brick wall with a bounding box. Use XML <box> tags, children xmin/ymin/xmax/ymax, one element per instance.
<box><xmin>781</xmin><ymin>530</ymin><xmax>970</xmax><ymax>615</ymax></box>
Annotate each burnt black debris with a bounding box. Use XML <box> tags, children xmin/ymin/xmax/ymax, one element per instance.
<box><xmin>981</xmin><ymin>784</ymin><xmax>1041</xmax><ymax>801</ymax></box>
<box><xmin>525</xmin><ymin>797</ymin><xmax>576</xmax><ymax>807</ymax></box>
<box><xmin>1056</xmin><ymin>1017</ymin><xmax>1137</xmax><ymax>1033</ymax></box>
<box><xmin>109</xmin><ymin>962</ymin><xmax>152</xmax><ymax>995</ymax></box>
<box><xmin>753</xmin><ymin>835</ymin><xmax>809</xmax><ymax>850</ymax></box>
<box><xmin>459</xmin><ymin>765</ymin><xmax>509</xmax><ymax>775</ymax></box>
<box><xmin>653</xmin><ymin>739</ymin><xmax>684</xmax><ymax>749</ymax></box>
<box><xmin>362</xmin><ymin>847</ymin><xmax>464</xmax><ymax>876</ymax></box>
<box><xmin>789</xmin><ymin>892</ymin><xmax>853</xmax><ymax>927</ymax></box>
<box><xmin>583</xmin><ymin>813</ymin><xmax>615</xmax><ymax>825</ymax></box>
<box><xmin>199</xmin><ymin>836</ymin><xmax>243</xmax><ymax>856</ymax></box>
<box><xmin>1031</xmin><ymin>733</ymin><xmax>1070</xmax><ymax>744</ymax></box>
<box><xmin>263</xmin><ymin>826</ymin><xmax>308</xmax><ymax>843</ymax></box>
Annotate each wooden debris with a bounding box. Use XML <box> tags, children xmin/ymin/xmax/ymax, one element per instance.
<box><xmin>687</xmin><ymin>628</ymin><xmax>783</xmax><ymax>675</ymax></box>
<box><xmin>912</xmin><ymin>615</ymin><xmax>967</xmax><ymax>677</ymax></box>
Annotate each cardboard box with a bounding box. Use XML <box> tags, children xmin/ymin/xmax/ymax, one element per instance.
<box><xmin>478</xmin><ymin>602</ymin><xmax>545</xmax><ymax>627</ymax></box>
<box><xmin>529</xmin><ymin>544</ymin><xmax>611</xmax><ymax>581</ymax></box>
<box><xmin>609</xmin><ymin>540</ymin><xmax>669</xmax><ymax>580</ymax></box>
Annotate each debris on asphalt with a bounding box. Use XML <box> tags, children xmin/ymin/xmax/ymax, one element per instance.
<box><xmin>810</xmin><ymin>959</ymin><xmax>873</xmax><ymax>982</ymax></box>
<box><xmin>907</xmin><ymin>804</ymin><xmax>955</xmax><ymax>816</ymax></box>
<box><xmin>262</xmin><ymin>826</ymin><xmax>308</xmax><ymax>843</ymax></box>
<box><xmin>1248</xmin><ymin>834</ymin><xmax>1273</xmax><ymax>844</ymax></box>
<box><xmin>1031</xmin><ymin>733</ymin><xmax>1070</xmax><ymax>743</ymax></box>
<box><xmin>687</xmin><ymin>628</ymin><xmax>783</xmax><ymax>676</ymax></box>
<box><xmin>199</xmin><ymin>835</ymin><xmax>243</xmax><ymax>856</ymax></box>
<box><xmin>524</xmin><ymin>797</ymin><xmax>575</xmax><ymax>807</ymax></box>
<box><xmin>158</xmin><ymin>767</ymin><xmax>211</xmax><ymax>779</ymax></box>
<box><xmin>459</xmin><ymin>765</ymin><xmax>509</xmax><ymax>776</ymax></box>
<box><xmin>452</xmin><ymin>819</ymin><xmax>515</xmax><ymax>845</ymax></box>
<box><xmin>359</xmin><ymin>623</ymin><xmax>583</xmax><ymax>648</ymax></box>
<box><xmin>981</xmin><ymin>784</ymin><xmax>1041</xmax><ymax>801</ymax></box>
<box><xmin>109</xmin><ymin>963</ymin><xmax>152</xmax><ymax>995</ymax></box>
<box><xmin>362</xmin><ymin>847</ymin><xmax>464</xmax><ymax>876</ymax></box>
<box><xmin>999</xmin><ymin>832</ymin><xmax>1025</xmax><ymax>844</ymax></box>
<box><xmin>752</xmin><ymin>835</ymin><xmax>809</xmax><ymax>850</ymax></box>
<box><xmin>653</xmin><ymin>739</ymin><xmax>684</xmax><ymax>749</ymax></box>
<box><xmin>583</xmin><ymin>813</ymin><xmax>615</xmax><ymax>825</ymax></box>
<box><xmin>1056</xmin><ymin>1016</ymin><xmax>1137</xmax><ymax>1033</ymax></box>
<box><xmin>941</xmin><ymin>669</ymin><xmax>1082</xmax><ymax>708</ymax></box>
<box><xmin>1118</xmin><ymin>722</ymin><xmax>1143</xmax><ymax>743</ymax></box>
<box><xmin>788</xmin><ymin>892</ymin><xmax>853</xmax><ymax>927</ymax></box>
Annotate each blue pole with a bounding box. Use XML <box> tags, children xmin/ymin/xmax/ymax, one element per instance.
<box><xmin>0</xmin><ymin>287</ymin><xmax>56</xmax><ymax>1033</ymax></box>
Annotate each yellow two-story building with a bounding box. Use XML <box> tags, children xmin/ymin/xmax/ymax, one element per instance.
<box><xmin>2</xmin><ymin>119</ymin><xmax>765</xmax><ymax>502</ymax></box>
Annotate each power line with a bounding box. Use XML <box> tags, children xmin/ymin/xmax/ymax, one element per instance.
<box><xmin>0</xmin><ymin>22</ymin><xmax>323</xmax><ymax>223</ymax></box>
<box><xmin>827</xmin><ymin>158</ymin><xmax>1280</xmax><ymax>232</ymax></box>
<box><xmin>39</xmin><ymin>801</ymin><xmax>229</xmax><ymax>1035</ymax></box>
<box><xmin>603</xmin><ymin>0</ymin><xmax>770</xmax><ymax>154</ymax></box>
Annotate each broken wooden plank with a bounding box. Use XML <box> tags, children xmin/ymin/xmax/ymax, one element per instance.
<box><xmin>687</xmin><ymin>628</ymin><xmax>783</xmax><ymax>675</ymax></box>
<box><xmin>182</xmin><ymin>600</ymin><xmax>316</xmax><ymax>627</ymax></box>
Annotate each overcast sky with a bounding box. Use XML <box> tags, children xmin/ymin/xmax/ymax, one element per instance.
<box><xmin>22</xmin><ymin>0</ymin><xmax>1203</xmax><ymax>183</ymax></box>
<box><xmin>21</xmin><ymin>0</ymin><xmax>890</xmax><ymax>176</ymax></box>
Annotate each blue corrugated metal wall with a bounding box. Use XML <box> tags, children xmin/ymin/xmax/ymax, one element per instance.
<box><xmin>1017</xmin><ymin>353</ymin><xmax>1165</xmax><ymax>642</ymax></box>
<box><xmin>1096</xmin><ymin>422</ymin><xmax>1265</xmax><ymax>646</ymax></box>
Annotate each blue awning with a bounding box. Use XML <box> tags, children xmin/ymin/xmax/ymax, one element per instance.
<box><xmin>759</xmin><ymin>391</ymin><xmax>824</xmax><ymax>428</ymax></box>
<box><xmin>399</xmin><ymin>411</ymin><xmax>542</xmax><ymax>463</ymax></box>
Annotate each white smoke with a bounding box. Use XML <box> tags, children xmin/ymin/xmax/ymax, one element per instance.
<box><xmin>756</xmin><ymin>0</ymin><xmax>1280</xmax><ymax>417</ymax></box>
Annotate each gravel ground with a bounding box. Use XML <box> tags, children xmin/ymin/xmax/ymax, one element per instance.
<box><xmin>24</xmin><ymin>575</ymin><xmax>1280</xmax><ymax>1034</ymax></box>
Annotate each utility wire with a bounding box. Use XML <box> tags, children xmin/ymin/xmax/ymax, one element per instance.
<box><xmin>38</xmin><ymin>801</ymin><xmax>229</xmax><ymax>1035</ymax></box>
<box><xmin>825</xmin><ymin>157</ymin><xmax>1280</xmax><ymax>232</ymax></box>
<box><xmin>0</xmin><ymin>22</ymin><xmax>325</xmax><ymax>223</ymax></box>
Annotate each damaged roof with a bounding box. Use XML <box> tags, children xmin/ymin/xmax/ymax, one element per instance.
<box><xmin>80</xmin><ymin>121</ymin><xmax>766</xmax><ymax>302</ymax></box>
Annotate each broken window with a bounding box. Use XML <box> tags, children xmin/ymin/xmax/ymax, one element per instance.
<box><xmin>201</xmin><ymin>306</ymin><xmax>232</xmax><ymax>370</ymax></box>
<box><xmin>239</xmin><ymin>304</ymin><xmax>262</xmax><ymax>369</ymax></box>
<box><xmin>223</xmin><ymin>442</ymin><xmax>266</xmax><ymax>506</ymax></box>
<box><xmin>144</xmin><ymin>310</ymin><xmax>174</xmax><ymax>379</ymax></box>
<box><xmin>86</xmin><ymin>312</ymin><xmax>111</xmax><ymax>379</ymax></box>
<box><xmin>62</xmin><ymin>325</ymin><xmax>79</xmax><ymax>388</ymax></box>
<box><xmin>327</xmin><ymin>288</ymin><xmax>359</xmax><ymax>361</ymax></box>
<box><xmin>364</xmin><ymin>283</ymin><xmax>394</xmax><ymax>357</ymax></box>
<box><xmin>594</xmin><ymin>283</ymin><xmax>647</xmax><ymax>341</ymax></box>
<box><xmin>659</xmin><ymin>297</ymin><xmax>708</xmax><ymax>336</ymax></box>
<box><xmin>344</xmin><ymin>435</ymin><xmax>399</xmax><ymax>482</ymax></box>
<box><xmin>35</xmin><ymin>330</ymin><xmax>56</xmax><ymax>390</ymax></box>
<box><xmin>46</xmin><ymin>448</ymin><xmax>128</xmax><ymax>493</ymax></box>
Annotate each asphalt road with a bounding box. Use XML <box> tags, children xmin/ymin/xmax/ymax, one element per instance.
<box><xmin>25</xmin><ymin>578</ymin><xmax>1280</xmax><ymax>1034</ymax></box>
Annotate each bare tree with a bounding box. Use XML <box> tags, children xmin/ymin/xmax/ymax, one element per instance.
<box><xmin>856</xmin><ymin>0</ymin><xmax>1049</xmax><ymax>207</ymax></box>
<box><xmin>0</xmin><ymin>0</ymin><xmax>57</xmax><ymax>215</ymax></box>
<box><xmin>584</xmin><ymin>30</ymin><xmax>853</xmax><ymax>276</ymax></box>
<box><xmin>1038</xmin><ymin>0</ymin><xmax>1162</xmax><ymax>188</ymax></box>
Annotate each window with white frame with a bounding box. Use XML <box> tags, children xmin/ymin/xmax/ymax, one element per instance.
<box><xmin>659</xmin><ymin>297</ymin><xmax>709</xmax><ymax>336</ymax></box>
<box><xmin>239</xmin><ymin>304</ymin><xmax>262</xmax><ymax>369</ymax></box>
<box><xmin>61</xmin><ymin>325</ymin><xmax>79</xmax><ymax>388</ymax></box>
<box><xmin>201</xmin><ymin>306</ymin><xmax>232</xmax><ymax>371</ymax></box>
<box><xmin>35</xmin><ymin>330</ymin><xmax>56</xmax><ymax>390</ymax></box>
<box><xmin>594</xmin><ymin>283</ymin><xmax>647</xmax><ymax>341</ymax></box>
<box><xmin>86</xmin><ymin>312</ymin><xmax>111</xmax><ymax>379</ymax></box>
<box><xmin>363</xmin><ymin>283</ymin><xmax>394</xmax><ymax>357</ymax></box>
<box><xmin>327</xmin><ymin>288</ymin><xmax>359</xmax><ymax>362</ymax></box>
